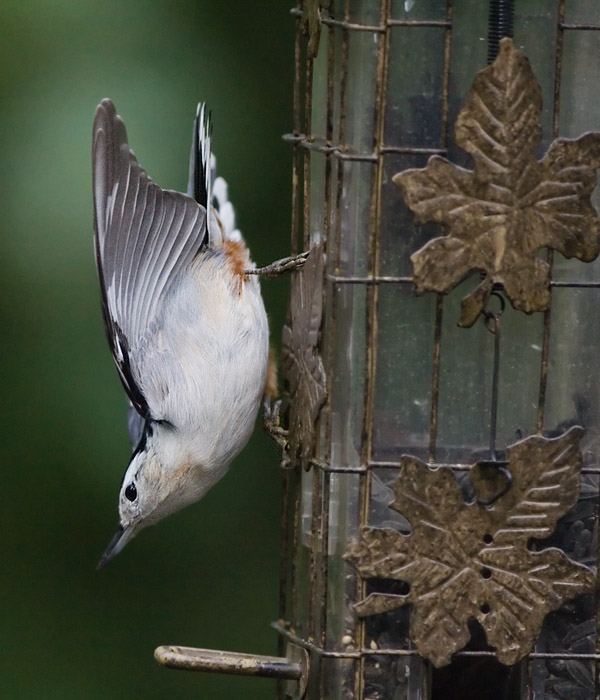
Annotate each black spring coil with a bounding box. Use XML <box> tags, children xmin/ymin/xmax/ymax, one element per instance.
<box><xmin>488</xmin><ymin>0</ymin><xmax>515</xmax><ymax>64</ymax></box>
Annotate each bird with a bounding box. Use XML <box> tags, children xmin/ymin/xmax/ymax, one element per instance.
<box><xmin>93</xmin><ymin>99</ymin><xmax>286</xmax><ymax>568</ymax></box>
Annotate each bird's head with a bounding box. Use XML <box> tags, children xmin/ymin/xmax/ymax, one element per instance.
<box><xmin>97</xmin><ymin>424</ymin><xmax>215</xmax><ymax>568</ymax></box>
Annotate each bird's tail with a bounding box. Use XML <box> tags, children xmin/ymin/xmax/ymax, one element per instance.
<box><xmin>187</xmin><ymin>102</ymin><xmax>213</xmax><ymax>210</ymax></box>
<box><xmin>187</xmin><ymin>103</ymin><xmax>241</xmax><ymax>247</ymax></box>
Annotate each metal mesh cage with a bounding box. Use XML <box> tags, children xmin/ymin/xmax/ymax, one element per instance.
<box><xmin>277</xmin><ymin>1</ymin><xmax>600</xmax><ymax>699</ymax></box>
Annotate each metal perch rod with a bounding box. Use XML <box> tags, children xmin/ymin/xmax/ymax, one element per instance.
<box><xmin>154</xmin><ymin>644</ymin><xmax>305</xmax><ymax>681</ymax></box>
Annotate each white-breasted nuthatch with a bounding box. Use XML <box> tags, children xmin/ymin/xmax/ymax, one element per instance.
<box><xmin>93</xmin><ymin>99</ymin><xmax>289</xmax><ymax>567</ymax></box>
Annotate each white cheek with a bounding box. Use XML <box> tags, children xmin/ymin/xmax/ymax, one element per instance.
<box><xmin>118</xmin><ymin>488</ymin><xmax>142</xmax><ymax>525</ymax></box>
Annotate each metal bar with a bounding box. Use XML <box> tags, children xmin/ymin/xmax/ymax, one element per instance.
<box><xmin>553</xmin><ymin>0</ymin><xmax>566</xmax><ymax>140</ymax></box>
<box><xmin>380</xmin><ymin>146</ymin><xmax>447</xmax><ymax>154</ymax></box>
<box><xmin>317</xmin><ymin>474</ymin><xmax>331</xmax><ymax>700</ymax></box>
<box><xmin>324</xmin><ymin>17</ymin><xmax>453</xmax><ymax>30</ymax></box>
<box><xmin>273</xmin><ymin>621</ymin><xmax>600</xmax><ymax>661</ymax></box>
<box><xmin>551</xmin><ymin>280</ymin><xmax>600</xmax><ymax>287</ymax></box>
<box><xmin>298</xmin><ymin>139</ymin><xmax>338</xmax><ymax>154</ymax></box>
<box><xmin>289</xmin><ymin>8</ymin><xmax>384</xmax><ymax>33</ymax></box>
<box><xmin>335</xmin><ymin>151</ymin><xmax>378</xmax><ymax>162</ymax></box>
<box><xmin>154</xmin><ymin>646</ymin><xmax>304</xmax><ymax>680</ymax></box>
<box><xmin>322</xmin><ymin>16</ymin><xmax>383</xmax><ymax>32</ymax></box>
<box><xmin>427</xmin><ymin>0</ymin><xmax>454</xmax><ymax>470</ymax></box>
<box><xmin>523</xmin><ymin>655</ymin><xmax>533</xmax><ymax>700</ymax></box>
<box><xmin>387</xmin><ymin>19</ymin><xmax>451</xmax><ymax>27</ymax></box>
<box><xmin>290</xmin><ymin>461</ymin><xmax>301</xmax><ymax>633</ymax></box>
<box><xmin>354</xmin><ymin>0</ymin><xmax>393</xmax><ymax>694</ymax></box>
<box><xmin>440</xmin><ymin>0</ymin><xmax>454</xmax><ymax>152</ymax></box>
<box><xmin>277</xmin><ymin>466</ymin><xmax>291</xmax><ymax>686</ymax></box>
<box><xmin>561</xmin><ymin>23</ymin><xmax>600</xmax><ymax>30</ymax></box>
<box><xmin>593</xmin><ymin>0</ymin><xmax>600</xmax><ymax>677</ymax></box>
<box><xmin>428</xmin><ymin>294</ymin><xmax>443</xmax><ymax>463</ymax></box>
<box><xmin>326</xmin><ymin>275</ymin><xmax>600</xmax><ymax>287</ymax></box>
<box><xmin>332</xmin><ymin>0</ymin><xmax>350</xmax><ymax>277</ymax></box>
<box><xmin>324</xmin><ymin>0</ymin><xmax>350</xmax><ymax>496</ymax></box>
<box><xmin>308</xmin><ymin>454</ymin><xmax>322</xmax><ymax>643</ymax></box>
<box><xmin>288</xmin><ymin>137</ymin><xmax>377</xmax><ymax>160</ymax></box>
<box><xmin>315</xmin><ymin>1</ymin><xmax>335</xmax><ymax>667</ymax></box>
<box><xmin>275</xmin><ymin>619</ymin><xmax>360</xmax><ymax>659</ymax></box>
<box><xmin>346</xmin><ymin>6</ymin><xmax>363</xmax><ymax>699</ymax></box>
<box><xmin>326</xmin><ymin>0</ymin><xmax>350</xmax><ymax>457</ymax></box>
<box><xmin>488</xmin><ymin>312</ymin><xmax>501</xmax><ymax>460</ymax></box>
<box><xmin>303</xmin><ymin>48</ymin><xmax>313</xmax><ymax>251</ymax></box>
<box><xmin>597</xmin><ymin>521</ymin><xmax>600</xmax><ymax>700</ymax></box>
<box><xmin>290</xmin><ymin>5</ymin><xmax>303</xmax><ymax>257</ymax></box>
<box><xmin>285</xmin><ymin>136</ymin><xmax>448</xmax><ymax>158</ymax></box>
<box><xmin>282</xmin><ymin>132</ymin><xmax>306</xmax><ymax>144</ymax></box>
<box><xmin>597</xmin><ymin>558</ymin><xmax>600</xmax><ymax>700</ymax></box>
<box><xmin>327</xmin><ymin>274</ymin><xmax>413</xmax><ymax>284</ymax></box>
<box><xmin>361</xmin><ymin>0</ymin><xmax>392</xmax><ymax>476</ymax></box>
<box><xmin>319</xmin><ymin>470</ymin><xmax>331</xmax><ymax>649</ymax></box>
<box><xmin>285</xmin><ymin>6</ymin><xmax>305</xmax><ymax>649</ymax></box>
<box><xmin>362</xmin><ymin>649</ymin><xmax>600</xmax><ymax>660</ymax></box>
<box><xmin>322</xmin><ymin>13</ymin><xmax>363</xmax><ymax>684</ymax></box>
<box><xmin>288</xmin><ymin>9</ymin><xmax>600</xmax><ymax>33</ymax></box>
<box><xmin>308</xmin><ymin>457</ymin><xmax>600</xmax><ymax>475</ymax></box>
<box><xmin>537</xmin><ymin>0</ymin><xmax>565</xmax><ymax>436</ymax></box>
<box><xmin>291</xmin><ymin>8</ymin><xmax>452</xmax><ymax>29</ymax></box>
<box><xmin>300</xmin><ymin>0</ymin><xmax>319</xmax><ymax>653</ymax></box>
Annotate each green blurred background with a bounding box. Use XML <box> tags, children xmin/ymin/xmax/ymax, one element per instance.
<box><xmin>0</xmin><ymin>1</ymin><xmax>294</xmax><ymax>697</ymax></box>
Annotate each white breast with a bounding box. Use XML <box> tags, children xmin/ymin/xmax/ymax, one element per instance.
<box><xmin>136</xmin><ymin>248</ymin><xmax>269</xmax><ymax>470</ymax></box>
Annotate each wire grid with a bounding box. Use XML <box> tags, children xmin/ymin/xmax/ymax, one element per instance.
<box><xmin>279</xmin><ymin>1</ymin><xmax>600</xmax><ymax>698</ymax></box>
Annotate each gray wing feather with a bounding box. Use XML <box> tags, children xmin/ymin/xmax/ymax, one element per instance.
<box><xmin>127</xmin><ymin>402</ymin><xmax>145</xmax><ymax>449</ymax></box>
<box><xmin>93</xmin><ymin>98</ymin><xmax>208</xmax><ymax>418</ymax></box>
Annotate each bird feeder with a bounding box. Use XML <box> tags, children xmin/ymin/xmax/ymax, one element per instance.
<box><xmin>275</xmin><ymin>1</ymin><xmax>600</xmax><ymax>699</ymax></box>
<box><xmin>155</xmin><ymin>1</ymin><xmax>600</xmax><ymax>698</ymax></box>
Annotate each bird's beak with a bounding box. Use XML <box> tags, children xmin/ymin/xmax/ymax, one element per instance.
<box><xmin>97</xmin><ymin>524</ymin><xmax>135</xmax><ymax>570</ymax></box>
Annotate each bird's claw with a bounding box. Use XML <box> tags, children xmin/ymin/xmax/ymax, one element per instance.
<box><xmin>246</xmin><ymin>251</ymin><xmax>309</xmax><ymax>279</ymax></box>
<box><xmin>263</xmin><ymin>395</ymin><xmax>279</xmax><ymax>420</ymax></box>
<box><xmin>263</xmin><ymin>398</ymin><xmax>291</xmax><ymax>466</ymax></box>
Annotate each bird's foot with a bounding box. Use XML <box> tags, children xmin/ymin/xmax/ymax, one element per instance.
<box><xmin>263</xmin><ymin>398</ymin><xmax>290</xmax><ymax>466</ymax></box>
<box><xmin>246</xmin><ymin>251</ymin><xmax>309</xmax><ymax>279</ymax></box>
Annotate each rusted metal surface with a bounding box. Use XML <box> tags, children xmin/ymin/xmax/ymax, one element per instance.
<box><xmin>395</xmin><ymin>38</ymin><xmax>600</xmax><ymax>328</ymax></box>
<box><xmin>299</xmin><ymin>0</ymin><xmax>324</xmax><ymax>59</ymax></box>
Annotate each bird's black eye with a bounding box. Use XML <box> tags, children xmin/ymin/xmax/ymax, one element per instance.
<box><xmin>125</xmin><ymin>482</ymin><xmax>137</xmax><ymax>502</ymax></box>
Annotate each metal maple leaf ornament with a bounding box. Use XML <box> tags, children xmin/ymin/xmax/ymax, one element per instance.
<box><xmin>394</xmin><ymin>38</ymin><xmax>600</xmax><ymax>327</ymax></box>
<box><xmin>345</xmin><ymin>427</ymin><xmax>596</xmax><ymax>668</ymax></box>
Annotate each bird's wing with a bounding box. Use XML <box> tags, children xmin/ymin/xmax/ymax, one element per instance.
<box><xmin>93</xmin><ymin>98</ymin><xmax>207</xmax><ymax>419</ymax></box>
<box><xmin>127</xmin><ymin>401</ymin><xmax>145</xmax><ymax>449</ymax></box>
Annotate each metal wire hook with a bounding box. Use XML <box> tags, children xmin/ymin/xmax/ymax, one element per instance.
<box><xmin>475</xmin><ymin>463</ymin><xmax>513</xmax><ymax>507</ymax></box>
<box><xmin>477</xmin><ymin>288</ymin><xmax>512</xmax><ymax>505</ymax></box>
<box><xmin>483</xmin><ymin>291</ymin><xmax>506</xmax><ymax>334</ymax></box>
<box><xmin>481</xmin><ymin>291</ymin><xmax>505</xmax><ymax>462</ymax></box>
